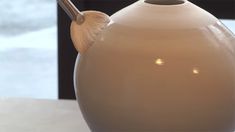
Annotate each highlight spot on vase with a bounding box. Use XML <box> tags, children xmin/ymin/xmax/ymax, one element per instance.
<box><xmin>193</xmin><ymin>68</ymin><xmax>200</xmax><ymax>75</ymax></box>
<box><xmin>155</xmin><ymin>58</ymin><xmax>164</xmax><ymax>66</ymax></box>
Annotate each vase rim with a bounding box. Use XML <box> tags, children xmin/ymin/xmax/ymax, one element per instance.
<box><xmin>142</xmin><ymin>0</ymin><xmax>188</xmax><ymax>7</ymax></box>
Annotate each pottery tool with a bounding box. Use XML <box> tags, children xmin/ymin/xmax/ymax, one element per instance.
<box><xmin>58</xmin><ymin>0</ymin><xmax>110</xmax><ymax>53</ymax></box>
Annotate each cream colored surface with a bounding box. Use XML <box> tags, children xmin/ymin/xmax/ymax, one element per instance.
<box><xmin>73</xmin><ymin>0</ymin><xmax>235</xmax><ymax>132</ymax></box>
<box><xmin>0</xmin><ymin>98</ymin><xmax>90</xmax><ymax>132</ymax></box>
<box><xmin>111</xmin><ymin>0</ymin><xmax>218</xmax><ymax>29</ymax></box>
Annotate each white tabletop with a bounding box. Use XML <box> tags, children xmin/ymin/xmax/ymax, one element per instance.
<box><xmin>0</xmin><ymin>99</ymin><xmax>90</xmax><ymax>132</ymax></box>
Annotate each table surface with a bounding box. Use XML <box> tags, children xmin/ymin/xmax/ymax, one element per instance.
<box><xmin>0</xmin><ymin>98</ymin><xmax>90</xmax><ymax>132</ymax></box>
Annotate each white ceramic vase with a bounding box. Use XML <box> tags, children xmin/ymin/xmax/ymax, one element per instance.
<box><xmin>62</xmin><ymin>0</ymin><xmax>235</xmax><ymax>131</ymax></box>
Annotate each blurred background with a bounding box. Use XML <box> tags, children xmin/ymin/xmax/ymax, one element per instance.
<box><xmin>0</xmin><ymin>0</ymin><xmax>234</xmax><ymax>99</ymax></box>
<box><xmin>0</xmin><ymin>0</ymin><xmax>57</xmax><ymax>99</ymax></box>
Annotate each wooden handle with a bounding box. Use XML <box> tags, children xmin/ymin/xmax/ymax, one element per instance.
<box><xmin>58</xmin><ymin>0</ymin><xmax>85</xmax><ymax>24</ymax></box>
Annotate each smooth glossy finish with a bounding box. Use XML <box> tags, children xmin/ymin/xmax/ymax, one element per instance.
<box><xmin>73</xmin><ymin>0</ymin><xmax>235</xmax><ymax>131</ymax></box>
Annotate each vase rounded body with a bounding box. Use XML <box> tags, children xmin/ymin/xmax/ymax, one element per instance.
<box><xmin>74</xmin><ymin>1</ymin><xmax>235</xmax><ymax>131</ymax></box>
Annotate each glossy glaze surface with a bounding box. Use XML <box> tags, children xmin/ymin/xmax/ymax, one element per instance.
<box><xmin>74</xmin><ymin>0</ymin><xmax>235</xmax><ymax>131</ymax></box>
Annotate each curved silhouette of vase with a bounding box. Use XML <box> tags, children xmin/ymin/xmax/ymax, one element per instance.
<box><xmin>59</xmin><ymin>0</ymin><xmax>235</xmax><ymax>131</ymax></box>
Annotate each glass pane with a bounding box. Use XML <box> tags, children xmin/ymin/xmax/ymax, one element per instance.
<box><xmin>220</xmin><ymin>19</ymin><xmax>235</xmax><ymax>34</ymax></box>
<box><xmin>0</xmin><ymin>0</ymin><xmax>57</xmax><ymax>99</ymax></box>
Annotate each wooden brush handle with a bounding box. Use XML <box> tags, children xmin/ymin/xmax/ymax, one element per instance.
<box><xmin>58</xmin><ymin>0</ymin><xmax>85</xmax><ymax>24</ymax></box>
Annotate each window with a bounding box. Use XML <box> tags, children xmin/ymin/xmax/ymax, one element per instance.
<box><xmin>0</xmin><ymin>0</ymin><xmax>58</xmax><ymax>99</ymax></box>
<box><xmin>221</xmin><ymin>19</ymin><xmax>235</xmax><ymax>33</ymax></box>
